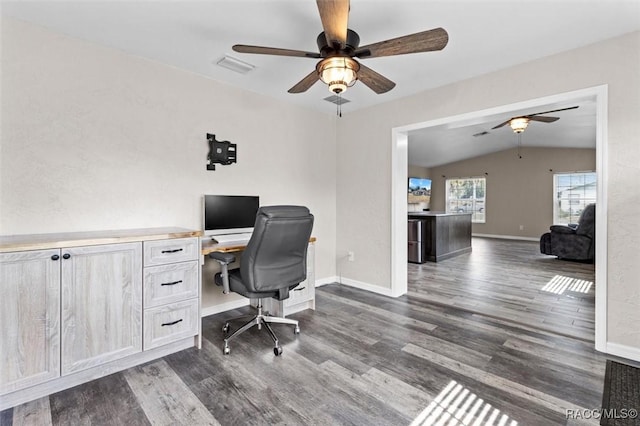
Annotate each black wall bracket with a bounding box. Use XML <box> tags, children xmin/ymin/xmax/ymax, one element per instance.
<box><xmin>207</xmin><ymin>133</ymin><xmax>237</xmax><ymax>171</ymax></box>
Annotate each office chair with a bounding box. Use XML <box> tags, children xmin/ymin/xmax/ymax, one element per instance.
<box><xmin>209</xmin><ymin>205</ymin><xmax>314</xmax><ymax>356</ymax></box>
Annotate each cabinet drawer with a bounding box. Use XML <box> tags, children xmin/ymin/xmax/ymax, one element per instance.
<box><xmin>143</xmin><ymin>238</ymin><xmax>199</xmax><ymax>266</ymax></box>
<box><xmin>286</xmin><ymin>281</ymin><xmax>313</xmax><ymax>306</ymax></box>
<box><xmin>143</xmin><ymin>299</ymin><xmax>198</xmax><ymax>350</ymax></box>
<box><xmin>144</xmin><ymin>261</ymin><xmax>199</xmax><ymax>308</ymax></box>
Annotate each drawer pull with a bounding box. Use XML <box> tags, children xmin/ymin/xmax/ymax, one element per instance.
<box><xmin>161</xmin><ymin>248</ymin><xmax>184</xmax><ymax>254</ymax></box>
<box><xmin>161</xmin><ymin>319</ymin><xmax>183</xmax><ymax>327</ymax></box>
<box><xmin>161</xmin><ymin>280</ymin><xmax>183</xmax><ymax>287</ymax></box>
<box><xmin>293</xmin><ymin>287</ymin><xmax>306</xmax><ymax>291</ymax></box>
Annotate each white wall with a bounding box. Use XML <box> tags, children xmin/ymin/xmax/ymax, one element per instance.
<box><xmin>336</xmin><ymin>31</ymin><xmax>640</xmax><ymax>352</ymax></box>
<box><xmin>0</xmin><ymin>18</ymin><xmax>337</xmax><ymax>282</ymax></box>
<box><xmin>429</xmin><ymin>147</ymin><xmax>596</xmax><ymax>239</ymax></box>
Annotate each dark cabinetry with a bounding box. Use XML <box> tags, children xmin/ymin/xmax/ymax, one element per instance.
<box><xmin>408</xmin><ymin>212</ymin><xmax>472</xmax><ymax>262</ymax></box>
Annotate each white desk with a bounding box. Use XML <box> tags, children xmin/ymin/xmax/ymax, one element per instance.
<box><xmin>200</xmin><ymin>238</ymin><xmax>317</xmax><ymax>317</ymax></box>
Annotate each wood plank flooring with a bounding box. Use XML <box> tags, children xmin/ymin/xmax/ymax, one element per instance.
<box><xmin>1</xmin><ymin>238</ymin><xmax>611</xmax><ymax>426</ymax></box>
<box><xmin>409</xmin><ymin>237</ymin><xmax>596</xmax><ymax>341</ymax></box>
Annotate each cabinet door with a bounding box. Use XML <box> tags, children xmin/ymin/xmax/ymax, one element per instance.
<box><xmin>0</xmin><ymin>249</ymin><xmax>61</xmax><ymax>394</ymax></box>
<box><xmin>61</xmin><ymin>243</ymin><xmax>142</xmax><ymax>374</ymax></box>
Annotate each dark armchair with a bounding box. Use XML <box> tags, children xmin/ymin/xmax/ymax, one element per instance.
<box><xmin>540</xmin><ymin>203</ymin><xmax>595</xmax><ymax>261</ymax></box>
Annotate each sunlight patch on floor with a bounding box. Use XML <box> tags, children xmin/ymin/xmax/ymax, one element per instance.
<box><xmin>411</xmin><ymin>380</ymin><xmax>518</xmax><ymax>426</ymax></box>
<box><xmin>541</xmin><ymin>275</ymin><xmax>593</xmax><ymax>295</ymax></box>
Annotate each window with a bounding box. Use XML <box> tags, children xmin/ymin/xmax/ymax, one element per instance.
<box><xmin>553</xmin><ymin>172</ymin><xmax>596</xmax><ymax>224</ymax></box>
<box><xmin>445</xmin><ymin>177</ymin><xmax>486</xmax><ymax>223</ymax></box>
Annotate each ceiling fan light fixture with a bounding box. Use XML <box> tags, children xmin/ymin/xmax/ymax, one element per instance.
<box><xmin>317</xmin><ymin>57</ymin><xmax>359</xmax><ymax>94</ymax></box>
<box><xmin>509</xmin><ymin>117</ymin><xmax>530</xmax><ymax>133</ymax></box>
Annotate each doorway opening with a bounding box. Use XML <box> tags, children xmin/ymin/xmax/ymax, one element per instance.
<box><xmin>391</xmin><ymin>85</ymin><xmax>608</xmax><ymax>351</ymax></box>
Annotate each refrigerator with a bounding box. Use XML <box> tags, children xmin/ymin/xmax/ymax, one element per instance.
<box><xmin>408</xmin><ymin>219</ymin><xmax>427</xmax><ymax>263</ymax></box>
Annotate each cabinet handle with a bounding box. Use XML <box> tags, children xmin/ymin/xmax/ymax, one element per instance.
<box><xmin>51</xmin><ymin>254</ymin><xmax>60</xmax><ymax>261</ymax></box>
<box><xmin>62</xmin><ymin>253</ymin><xmax>71</xmax><ymax>260</ymax></box>
<box><xmin>161</xmin><ymin>319</ymin><xmax>183</xmax><ymax>327</ymax></box>
<box><xmin>161</xmin><ymin>280</ymin><xmax>183</xmax><ymax>286</ymax></box>
<box><xmin>161</xmin><ymin>248</ymin><xmax>183</xmax><ymax>254</ymax></box>
<box><xmin>293</xmin><ymin>287</ymin><xmax>306</xmax><ymax>291</ymax></box>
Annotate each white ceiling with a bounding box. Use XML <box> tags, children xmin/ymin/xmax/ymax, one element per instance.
<box><xmin>2</xmin><ymin>0</ymin><xmax>639</xmax><ymax>116</ymax></box>
<box><xmin>2</xmin><ymin>1</ymin><xmax>638</xmax><ymax>167</ymax></box>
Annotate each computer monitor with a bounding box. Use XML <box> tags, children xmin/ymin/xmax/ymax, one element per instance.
<box><xmin>203</xmin><ymin>195</ymin><xmax>260</xmax><ymax>237</ymax></box>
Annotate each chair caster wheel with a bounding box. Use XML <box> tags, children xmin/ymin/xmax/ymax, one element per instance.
<box><xmin>223</xmin><ymin>345</ymin><xmax>230</xmax><ymax>355</ymax></box>
<box><xmin>294</xmin><ymin>325</ymin><xmax>300</xmax><ymax>334</ymax></box>
<box><xmin>274</xmin><ymin>346</ymin><xmax>283</xmax><ymax>356</ymax></box>
<box><xmin>222</xmin><ymin>323</ymin><xmax>230</xmax><ymax>334</ymax></box>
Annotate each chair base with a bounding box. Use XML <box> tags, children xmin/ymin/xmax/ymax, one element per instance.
<box><xmin>222</xmin><ymin>300</ymin><xmax>299</xmax><ymax>356</ymax></box>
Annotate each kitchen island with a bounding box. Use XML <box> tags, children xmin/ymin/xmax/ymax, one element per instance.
<box><xmin>408</xmin><ymin>212</ymin><xmax>472</xmax><ymax>262</ymax></box>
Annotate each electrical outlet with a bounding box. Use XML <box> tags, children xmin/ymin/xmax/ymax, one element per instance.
<box><xmin>519</xmin><ymin>225</ymin><xmax>524</xmax><ymax>231</ymax></box>
<box><xmin>347</xmin><ymin>251</ymin><xmax>355</xmax><ymax>262</ymax></box>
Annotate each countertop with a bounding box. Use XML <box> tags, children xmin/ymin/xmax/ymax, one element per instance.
<box><xmin>408</xmin><ymin>211</ymin><xmax>472</xmax><ymax>217</ymax></box>
<box><xmin>0</xmin><ymin>227</ymin><xmax>203</xmax><ymax>252</ymax></box>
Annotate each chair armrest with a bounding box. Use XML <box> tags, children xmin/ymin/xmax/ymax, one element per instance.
<box><xmin>209</xmin><ymin>252</ymin><xmax>236</xmax><ymax>264</ymax></box>
<box><xmin>209</xmin><ymin>252</ymin><xmax>235</xmax><ymax>294</ymax></box>
<box><xmin>550</xmin><ymin>225</ymin><xmax>576</xmax><ymax>234</ymax></box>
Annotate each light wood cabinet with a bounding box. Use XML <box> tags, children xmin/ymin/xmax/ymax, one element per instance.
<box><xmin>0</xmin><ymin>249</ymin><xmax>61</xmax><ymax>394</ymax></box>
<box><xmin>0</xmin><ymin>227</ymin><xmax>202</xmax><ymax>410</ymax></box>
<box><xmin>142</xmin><ymin>237</ymin><xmax>200</xmax><ymax>350</ymax></box>
<box><xmin>61</xmin><ymin>243</ymin><xmax>142</xmax><ymax>375</ymax></box>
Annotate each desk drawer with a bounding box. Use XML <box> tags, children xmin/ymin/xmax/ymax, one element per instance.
<box><xmin>143</xmin><ymin>299</ymin><xmax>198</xmax><ymax>350</ymax></box>
<box><xmin>143</xmin><ymin>238</ymin><xmax>199</xmax><ymax>266</ymax></box>
<box><xmin>144</xmin><ymin>261</ymin><xmax>199</xmax><ymax>308</ymax></box>
<box><xmin>287</xmin><ymin>281</ymin><xmax>312</xmax><ymax>305</ymax></box>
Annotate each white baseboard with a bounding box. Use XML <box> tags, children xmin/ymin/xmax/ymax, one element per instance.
<box><xmin>201</xmin><ymin>299</ymin><xmax>249</xmax><ymax>317</ymax></box>
<box><xmin>315</xmin><ymin>276</ymin><xmax>338</xmax><ymax>287</ymax></box>
<box><xmin>605</xmin><ymin>342</ymin><xmax>640</xmax><ymax>363</ymax></box>
<box><xmin>339</xmin><ymin>277</ymin><xmax>395</xmax><ymax>297</ymax></box>
<box><xmin>473</xmin><ymin>233</ymin><xmax>539</xmax><ymax>242</ymax></box>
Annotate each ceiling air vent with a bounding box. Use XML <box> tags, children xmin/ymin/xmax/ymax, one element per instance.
<box><xmin>324</xmin><ymin>95</ymin><xmax>350</xmax><ymax>105</ymax></box>
<box><xmin>216</xmin><ymin>55</ymin><xmax>255</xmax><ymax>74</ymax></box>
<box><xmin>473</xmin><ymin>131</ymin><xmax>490</xmax><ymax>137</ymax></box>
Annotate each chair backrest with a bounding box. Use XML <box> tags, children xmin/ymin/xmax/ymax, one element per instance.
<box><xmin>240</xmin><ymin>206</ymin><xmax>314</xmax><ymax>292</ymax></box>
<box><xmin>576</xmin><ymin>203</ymin><xmax>596</xmax><ymax>238</ymax></box>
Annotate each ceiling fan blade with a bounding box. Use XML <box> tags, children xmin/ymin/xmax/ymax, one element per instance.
<box><xmin>288</xmin><ymin>70</ymin><xmax>320</xmax><ymax>93</ymax></box>
<box><xmin>233</xmin><ymin>45</ymin><xmax>321</xmax><ymax>58</ymax></box>
<box><xmin>316</xmin><ymin>0</ymin><xmax>349</xmax><ymax>48</ymax></box>
<box><xmin>357</xmin><ymin>63</ymin><xmax>395</xmax><ymax>94</ymax></box>
<box><xmin>527</xmin><ymin>115</ymin><xmax>559</xmax><ymax>123</ymax></box>
<box><xmin>355</xmin><ymin>27</ymin><xmax>448</xmax><ymax>59</ymax></box>
<box><xmin>491</xmin><ymin>119</ymin><xmax>512</xmax><ymax>130</ymax></box>
<box><xmin>528</xmin><ymin>105</ymin><xmax>579</xmax><ymax>117</ymax></box>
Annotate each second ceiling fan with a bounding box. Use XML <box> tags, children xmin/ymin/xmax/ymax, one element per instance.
<box><xmin>492</xmin><ymin>106</ymin><xmax>580</xmax><ymax>133</ymax></box>
<box><xmin>232</xmin><ymin>0</ymin><xmax>449</xmax><ymax>95</ymax></box>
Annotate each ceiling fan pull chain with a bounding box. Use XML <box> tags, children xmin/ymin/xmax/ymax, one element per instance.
<box><xmin>337</xmin><ymin>93</ymin><xmax>342</xmax><ymax>117</ymax></box>
<box><xmin>517</xmin><ymin>133</ymin><xmax>523</xmax><ymax>159</ymax></box>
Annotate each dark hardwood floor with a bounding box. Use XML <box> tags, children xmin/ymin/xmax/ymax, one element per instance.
<box><xmin>2</xmin><ymin>238</ymin><xmax>608</xmax><ymax>426</ymax></box>
<box><xmin>408</xmin><ymin>237</ymin><xmax>596</xmax><ymax>342</ymax></box>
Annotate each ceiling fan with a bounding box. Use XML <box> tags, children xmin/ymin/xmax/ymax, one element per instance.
<box><xmin>231</xmin><ymin>0</ymin><xmax>449</xmax><ymax>96</ymax></box>
<box><xmin>492</xmin><ymin>106</ymin><xmax>580</xmax><ymax>133</ymax></box>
